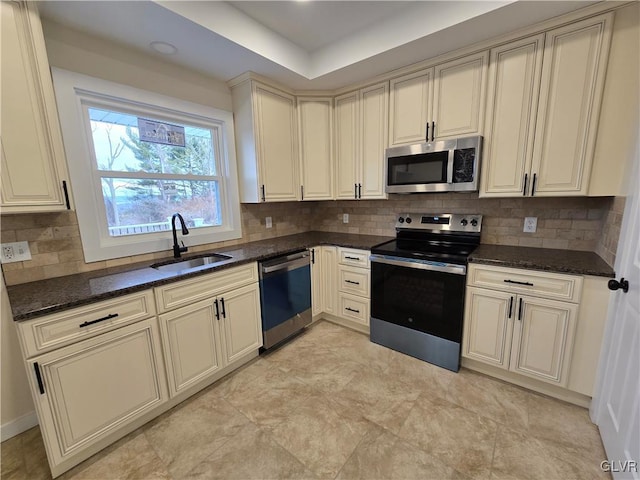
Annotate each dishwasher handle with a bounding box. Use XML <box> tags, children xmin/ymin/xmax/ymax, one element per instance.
<box><xmin>261</xmin><ymin>251</ymin><xmax>310</xmax><ymax>275</ymax></box>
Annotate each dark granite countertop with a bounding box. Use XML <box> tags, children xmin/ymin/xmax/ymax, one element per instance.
<box><xmin>6</xmin><ymin>231</ymin><xmax>393</xmax><ymax>321</ymax></box>
<box><xmin>469</xmin><ymin>244</ymin><xmax>615</xmax><ymax>278</ymax></box>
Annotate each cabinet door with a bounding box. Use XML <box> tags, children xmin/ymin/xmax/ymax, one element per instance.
<box><xmin>530</xmin><ymin>14</ymin><xmax>613</xmax><ymax>196</ymax></box>
<box><xmin>159</xmin><ymin>300</ymin><xmax>223</xmax><ymax>396</ymax></box>
<box><xmin>298</xmin><ymin>97</ymin><xmax>333</xmax><ymax>200</ymax></box>
<box><xmin>320</xmin><ymin>247</ymin><xmax>338</xmax><ymax>315</ymax></box>
<box><xmin>481</xmin><ymin>35</ymin><xmax>544</xmax><ymax>197</ymax></box>
<box><xmin>509</xmin><ymin>296</ymin><xmax>578</xmax><ymax>386</ymax></box>
<box><xmin>360</xmin><ymin>83</ymin><xmax>388</xmax><ymax>199</ymax></box>
<box><xmin>388</xmin><ymin>69</ymin><xmax>432</xmax><ymax>146</ymax></box>
<box><xmin>220</xmin><ymin>283</ymin><xmax>263</xmax><ymax>364</ymax></box>
<box><xmin>334</xmin><ymin>92</ymin><xmax>359</xmax><ymax>199</ymax></box>
<box><xmin>0</xmin><ymin>1</ymin><xmax>71</xmax><ymax>213</ymax></box>
<box><xmin>254</xmin><ymin>83</ymin><xmax>299</xmax><ymax>201</ymax></box>
<box><xmin>311</xmin><ymin>247</ymin><xmax>323</xmax><ymax>316</ymax></box>
<box><xmin>432</xmin><ymin>52</ymin><xmax>488</xmax><ymax>139</ymax></box>
<box><xmin>462</xmin><ymin>287</ymin><xmax>514</xmax><ymax>369</ymax></box>
<box><xmin>29</xmin><ymin>320</ymin><xmax>166</xmax><ymax>463</ymax></box>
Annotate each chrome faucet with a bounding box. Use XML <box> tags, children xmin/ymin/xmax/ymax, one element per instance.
<box><xmin>171</xmin><ymin>213</ymin><xmax>189</xmax><ymax>258</ymax></box>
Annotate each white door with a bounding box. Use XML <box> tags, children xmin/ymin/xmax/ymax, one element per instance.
<box><xmin>591</xmin><ymin>142</ymin><xmax>640</xmax><ymax>479</ymax></box>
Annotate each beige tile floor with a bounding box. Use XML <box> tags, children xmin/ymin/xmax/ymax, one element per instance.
<box><xmin>1</xmin><ymin>320</ymin><xmax>610</xmax><ymax>480</ymax></box>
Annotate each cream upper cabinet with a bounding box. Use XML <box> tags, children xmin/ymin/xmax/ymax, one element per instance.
<box><xmin>297</xmin><ymin>97</ymin><xmax>333</xmax><ymax>200</ymax></box>
<box><xmin>389</xmin><ymin>51</ymin><xmax>488</xmax><ymax>146</ymax></box>
<box><xmin>481</xmin><ymin>35</ymin><xmax>545</xmax><ymax>197</ymax></box>
<box><xmin>530</xmin><ymin>14</ymin><xmax>613</xmax><ymax>196</ymax></box>
<box><xmin>231</xmin><ymin>79</ymin><xmax>299</xmax><ymax>202</ymax></box>
<box><xmin>334</xmin><ymin>83</ymin><xmax>388</xmax><ymax>200</ymax></box>
<box><xmin>481</xmin><ymin>14</ymin><xmax>613</xmax><ymax>197</ymax></box>
<box><xmin>1</xmin><ymin>1</ymin><xmax>72</xmax><ymax>213</ymax></box>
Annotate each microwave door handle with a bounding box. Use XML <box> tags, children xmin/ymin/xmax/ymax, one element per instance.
<box><xmin>447</xmin><ymin>149</ymin><xmax>454</xmax><ymax>184</ymax></box>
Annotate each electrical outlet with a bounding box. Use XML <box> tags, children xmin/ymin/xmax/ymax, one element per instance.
<box><xmin>265</xmin><ymin>216</ymin><xmax>273</xmax><ymax>229</ymax></box>
<box><xmin>343</xmin><ymin>213</ymin><xmax>349</xmax><ymax>224</ymax></box>
<box><xmin>523</xmin><ymin>217</ymin><xmax>538</xmax><ymax>233</ymax></box>
<box><xmin>1</xmin><ymin>241</ymin><xmax>32</xmax><ymax>263</ymax></box>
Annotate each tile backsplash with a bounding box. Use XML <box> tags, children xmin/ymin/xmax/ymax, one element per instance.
<box><xmin>1</xmin><ymin>194</ymin><xmax>623</xmax><ymax>285</ymax></box>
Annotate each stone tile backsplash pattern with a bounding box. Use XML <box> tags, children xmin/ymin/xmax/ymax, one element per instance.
<box><xmin>1</xmin><ymin>194</ymin><xmax>623</xmax><ymax>285</ymax></box>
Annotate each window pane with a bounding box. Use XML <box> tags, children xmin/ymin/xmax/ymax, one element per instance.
<box><xmin>88</xmin><ymin>107</ymin><xmax>217</xmax><ymax>176</ymax></box>
<box><xmin>101</xmin><ymin>178</ymin><xmax>222</xmax><ymax>237</ymax></box>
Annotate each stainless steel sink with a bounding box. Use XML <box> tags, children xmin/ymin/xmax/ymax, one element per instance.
<box><xmin>151</xmin><ymin>254</ymin><xmax>232</xmax><ymax>273</ymax></box>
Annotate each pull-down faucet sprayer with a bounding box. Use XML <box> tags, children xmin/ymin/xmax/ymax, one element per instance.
<box><xmin>171</xmin><ymin>213</ymin><xmax>189</xmax><ymax>258</ymax></box>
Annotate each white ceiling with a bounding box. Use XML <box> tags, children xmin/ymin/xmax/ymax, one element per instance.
<box><xmin>37</xmin><ymin>1</ymin><xmax>601</xmax><ymax>90</ymax></box>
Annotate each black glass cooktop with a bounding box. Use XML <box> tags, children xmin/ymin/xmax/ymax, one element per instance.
<box><xmin>371</xmin><ymin>237</ymin><xmax>479</xmax><ymax>265</ymax></box>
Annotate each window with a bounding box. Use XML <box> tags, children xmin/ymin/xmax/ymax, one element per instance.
<box><xmin>52</xmin><ymin>69</ymin><xmax>241</xmax><ymax>262</ymax></box>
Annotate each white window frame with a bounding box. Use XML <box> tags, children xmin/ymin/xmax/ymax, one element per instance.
<box><xmin>51</xmin><ymin>68</ymin><xmax>242</xmax><ymax>262</ymax></box>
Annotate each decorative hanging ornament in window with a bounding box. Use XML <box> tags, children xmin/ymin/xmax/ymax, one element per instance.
<box><xmin>137</xmin><ymin>117</ymin><xmax>185</xmax><ymax>147</ymax></box>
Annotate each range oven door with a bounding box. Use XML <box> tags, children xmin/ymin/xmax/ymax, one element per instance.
<box><xmin>369</xmin><ymin>254</ymin><xmax>467</xmax><ymax>371</ymax></box>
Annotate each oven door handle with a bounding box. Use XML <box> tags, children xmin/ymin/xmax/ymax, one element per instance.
<box><xmin>369</xmin><ymin>254</ymin><xmax>466</xmax><ymax>275</ymax></box>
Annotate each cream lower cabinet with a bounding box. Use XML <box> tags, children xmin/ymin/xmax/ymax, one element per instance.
<box><xmin>335</xmin><ymin>83</ymin><xmax>388</xmax><ymax>200</ymax></box>
<box><xmin>23</xmin><ymin>318</ymin><xmax>168</xmax><ymax>477</ymax></box>
<box><xmin>155</xmin><ymin>264</ymin><xmax>262</xmax><ymax>397</ymax></box>
<box><xmin>310</xmin><ymin>246</ymin><xmax>323</xmax><ymax>316</ymax></box>
<box><xmin>389</xmin><ymin>51</ymin><xmax>488</xmax><ymax>146</ymax></box>
<box><xmin>1</xmin><ymin>1</ymin><xmax>72</xmax><ymax>213</ymax></box>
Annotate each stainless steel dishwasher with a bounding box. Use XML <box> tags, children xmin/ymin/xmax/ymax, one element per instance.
<box><xmin>259</xmin><ymin>250</ymin><xmax>312</xmax><ymax>349</ymax></box>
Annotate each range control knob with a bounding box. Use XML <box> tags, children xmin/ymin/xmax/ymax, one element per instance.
<box><xmin>470</xmin><ymin>218</ymin><xmax>478</xmax><ymax>227</ymax></box>
<box><xmin>460</xmin><ymin>219</ymin><xmax>468</xmax><ymax>226</ymax></box>
<box><xmin>398</xmin><ymin>217</ymin><xmax>405</xmax><ymax>224</ymax></box>
<box><xmin>405</xmin><ymin>217</ymin><xmax>412</xmax><ymax>224</ymax></box>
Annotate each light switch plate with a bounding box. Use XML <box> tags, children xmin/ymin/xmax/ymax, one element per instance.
<box><xmin>265</xmin><ymin>217</ymin><xmax>273</xmax><ymax>229</ymax></box>
<box><xmin>1</xmin><ymin>241</ymin><xmax>32</xmax><ymax>263</ymax></box>
<box><xmin>523</xmin><ymin>217</ymin><xmax>538</xmax><ymax>233</ymax></box>
<box><xmin>343</xmin><ymin>213</ymin><xmax>349</xmax><ymax>223</ymax></box>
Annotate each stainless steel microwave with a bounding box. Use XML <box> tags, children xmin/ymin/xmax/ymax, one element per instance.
<box><xmin>385</xmin><ymin>136</ymin><xmax>482</xmax><ymax>193</ymax></box>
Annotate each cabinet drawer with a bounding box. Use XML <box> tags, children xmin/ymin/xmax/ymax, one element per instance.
<box><xmin>467</xmin><ymin>264</ymin><xmax>582</xmax><ymax>303</ymax></box>
<box><xmin>338</xmin><ymin>265</ymin><xmax>370</xmax><ymax>297</ymax></box>
<box><xmin>338</xmin><ymin>248</ymin><xmax>370</xmax><ymax>269</ymax></box>
<box><xmin>17</xmin><ymin>290</ymin><xmax>156</xmax><ymax>358</ymax></box>
<box><xmin>155</xmin><ymin>263</ymin><xmax>258</xmax><ymax>313</ymax></box>
<box><xmin>338</xmin><ymin>292</ymin><xmax>370</xmax><ymax>326</ymax></box>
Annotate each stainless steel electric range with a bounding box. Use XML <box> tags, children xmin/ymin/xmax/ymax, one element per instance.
<box><xmin>369</xmin><ymin>213</ymin><xmax>482</xmax><ymax>372</ymax></box>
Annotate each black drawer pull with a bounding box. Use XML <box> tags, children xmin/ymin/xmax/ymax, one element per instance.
<box><xmin>504</xmin><ymin>279</ymin><xmax>534</xmax><ymax>287</ymax></box>
<box><xmin>345</xmin><ymin>307</ymin><xmax>360</xmax><ymax>314</ymax></box>
<box><xmin>79</xmin><ymin>313</ymin><xmax>119</xmax><ymax>328</ymax></box>
<box><xmin>345</xmin><ymin>280</ymin><xmax>360</xmax><ymax>285</ymax></box>
<box><xmin>345</xmin><ymin>256</ymin><xmax>361</xmax><ymax>261</ymax></box>
<box><xmin>34</xmin><ymin>363</ymin><xmax>45</xmax><ymax>394</ymax></box>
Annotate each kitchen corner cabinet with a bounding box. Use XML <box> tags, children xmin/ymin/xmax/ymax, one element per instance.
<box><xmin>481</xmin><ymin>14</ymin><xmax>613</xmax><ymax>197</ymax></box>
<box><xmin>463</xmin><ymin>264</ymin><xmax>582</xmax><ymax>388</ymax></box>
<box><xmin>388</xmin><ymin>51</ymin><xmax>488</xmax><ymax>146</ymax></box>
<box><xmin>1</xmin><ymin>1</ymin><xmax>72</xmax><ymax>213</ymax></box>
<box><xmin>335</xmin><ymin>83</ymin><xmax>388</xmax><ymax>200</ymax></box>
<box><xmin>310</xmin><ymin>247</ymin><xmax>323</xmax><ymax>316</ymax></box>
<box><xmin>298</xmin><ymin>97</ymin><xmax>333</xmax><ymax>200</ymax></box>
<box><xmin>231</xmin><ymin>79</ymin><xmax>299</xmax><ymax>202</ymax></box>
<box><xmin>155</xmin><ymin>263</ymin><xmax>262</xmax><ymax>397</ymax></box>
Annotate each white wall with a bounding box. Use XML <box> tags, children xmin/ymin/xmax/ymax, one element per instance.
<box><xmin>1</xmin><ymin>275</ymin><xmax>37</xmax><ymax>441</ymax></box>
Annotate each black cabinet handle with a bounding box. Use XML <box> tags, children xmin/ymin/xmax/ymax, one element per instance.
<box><xmin>62</xmin><ymin>181</ymin><xmax>71</xmax><ymax>210</ymax></box>
<box><xmin>608</xmin><ymin>278</ymin><xmax>629</xmax><ymax>293</ymax></box>
<box><xmin>425</xmin><ymin>123</ymin><xmax>429</xmax><ymax>142</ymax></box>
<box><xmin>431</xmin><ymin>121</ymin><xmax>435</xmax><ymax>141</ymax></box>
<box><xmin>79</xmin><ymin>313</ymin><xmax>118</xmax><ymax>328</ymax></box>
<box><xmin>354</xmin><ymin>183</ymin><xmax>358</xmax><ymax>199</ymax></box>
<box><xmin>523</xmin><ymin>173</ymin><xmax>528</xmax><ymax>196</ymax></box>
<box><xmin>504</xmin><ymin>279</ymin><xmax>534</xmax><ymax>287</ymax></box>
<box><xmin>220</xmin><ymin>297</ymin><xmax>226</xmax><ymax>319</ymax></box>
<box><xmin>518</xmin><ymin>298</ymin><xmax>524</xmax><ymax>321</ymax></box>
<box><xmin>261</xmin><ymin>185</ymin><xmax>266</xmax><ymax>202</ymax></box>
<box><xmin>311</xmin><ymin>248</ymin><xmax>315</xmax><ymax>264</ymax></box>
<box><xmin>34</xmin><ymin>363</ymin><xmax>45</xmax><ymax>395</ymax></box>
<box><xmin>508</xmin><ymin>296</ymin><xmax>514</xmax><ymax>319</ymax></box>
<box><xmin>214</xmin><ymin>299</ymin><xmax>220</xmax><ymax>320</ymax></box>
<box><xmin>358</xmin><ymin>183</ymin><xmax>362</xmax><ymax>199</ymax></box>
<box><xmin>301</xmin><ymin>185</ymin><xmax>304</xmax><ymax>201</ymax></box>
<box><xmin>531</xmin><ymin>173</ymin><xmax>537</xmax><ymax>196</ymax></box>
<box><xmin>345</xmin><ymin>279</ymin><xmax>360</xmax><ymax>285</ymax></box>
<box><xmin>345</xmin><ymin>307</ymin><xmax>360</xmax><ymax>314</ymax></box>
<box><xmin>345</xmin><ymin>256</ymin><xmax>361</xmax><ymax>261</ymax></box>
